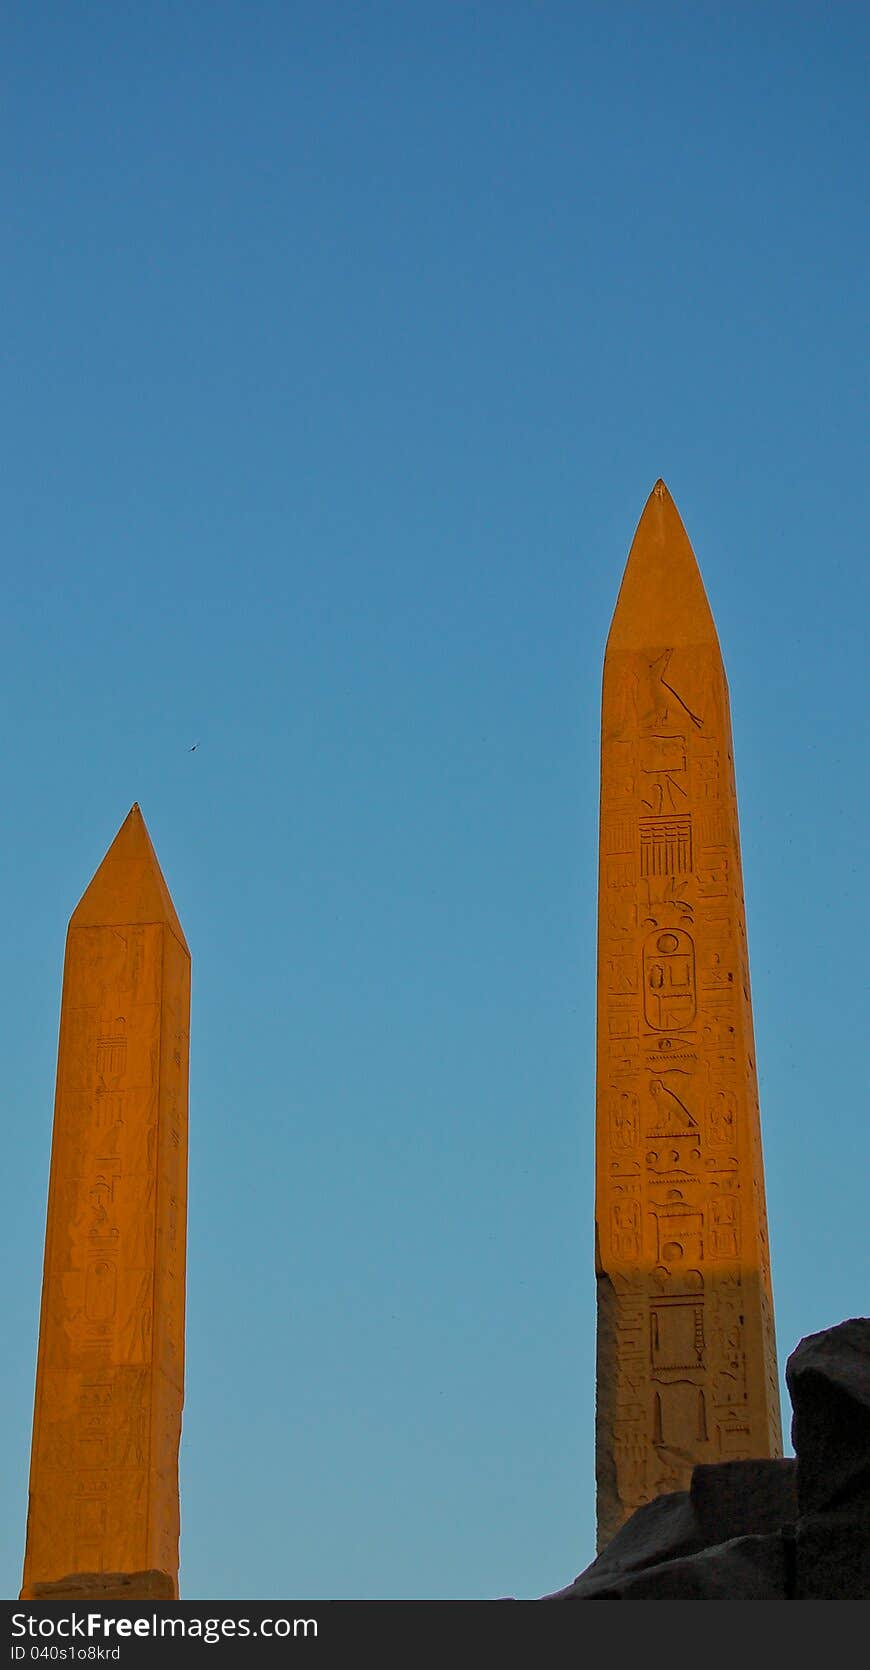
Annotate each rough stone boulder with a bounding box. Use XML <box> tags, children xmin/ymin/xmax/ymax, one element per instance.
<box><xmin>787</xmin><ymin>1317</ymin><xmax>870</xmax><ymax>1515</ymax></box>
<box><xmin>788</xmin><ymin>1318</ymin><xmax>870</xmax><ymax>1600</ymax></box>
<box><xmin>543</xmin><ymin>1459</ymin><xmax>796</xmax><ymax>1600</ymax></box>
<box><xmin>543</xmin><ymin>1318</ymin><xmax>870</xmax><ymax>1599</ymax></box>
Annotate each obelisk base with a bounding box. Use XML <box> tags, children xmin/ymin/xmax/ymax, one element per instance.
<box><xmin>20</xmin><ymin>1570</ymin><xmax>176</xmax><ymax>1601</ymax></box>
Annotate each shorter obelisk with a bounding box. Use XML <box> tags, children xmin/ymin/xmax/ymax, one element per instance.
<box><xmin>21</xmin><ymin>806</ymin><xmax>190</xmax><ymax>1600</ymax></box>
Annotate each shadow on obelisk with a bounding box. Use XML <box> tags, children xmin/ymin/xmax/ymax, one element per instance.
<box><xmin>541</xmin><ymin>1319</ymin><xmax>870</xmax><ymax>1599</ymax></box>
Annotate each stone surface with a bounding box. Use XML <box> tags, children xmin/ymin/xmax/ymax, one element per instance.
<box><xmin>546</xmin><ymin>1456</ymin><xmax>796</xmax><ymax>1599</ymax></box>
<box><xmin>576</xmin><ymin>1534</ymin><xmax>787</xmax><ymax>1600</ymax></box>
<box><xmin>595</xmin><ymin>480</ymin><xmax>781</xmax><ymax>1547</ymax></box>
<box><xmin>794</xmin><ymin>1511</ymin><xmax>870</xmax><ymax>1600</ymax></box>
<box><xmin>544</xmin><ymin>1320</ymin><xmax>870</xmax><ymax>1599</ymax></box>
<box><xmin>689</xmin><ymin>1457</ymin><xmax>797</xmax><ymax>1544</ymax></box>
<box><xmin>786</xmin><ymin>1317</ymin><xmax>870</xmax><ymax>1515</ymax></box>
<box><xmin>20</xmin><ymin>806</ymin><xmax>190</xmax><ymax>1600</ymax></box>
<box><xmin>25</xmin><ymin>1570</ymin><xmax>176</xmax><ymax>1601</ymax></box>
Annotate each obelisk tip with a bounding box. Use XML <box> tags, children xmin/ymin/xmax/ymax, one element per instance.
<box><xmin>69</xmin><ymin>805</ymin><xmax>189</xmax><ymax>952</ymax></box>
<box><xmin>605</xmin><ymin>480</ymin><xmax>719</xmax><ymax>653</ymax></box>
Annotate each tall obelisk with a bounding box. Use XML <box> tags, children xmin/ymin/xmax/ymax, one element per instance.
<box><xmin>595</xmin><ymin>482</ymin><xmax>781</xmax><ymax>1549</ymax></box>
<box><xmin>21</xmin><ymin>806</ymin><xmax>190</xmax><ymax>1599</ymax></box>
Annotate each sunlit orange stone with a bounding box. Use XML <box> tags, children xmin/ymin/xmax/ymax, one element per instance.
<box><xmin>595</xmin><ymin>482</ymin><xmax>781</xmax><ymax>1549</ymax></box>
<box><xmin>21</xmin><ymin>806</ymin><xmax>189</xmax><ymax>1598</ymax></box>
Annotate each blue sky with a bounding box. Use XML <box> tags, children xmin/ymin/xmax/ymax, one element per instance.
<box><xmin>2</xmin><ymin>3</ymin><xmax>868</xmax><ymax>1599</ymax></box>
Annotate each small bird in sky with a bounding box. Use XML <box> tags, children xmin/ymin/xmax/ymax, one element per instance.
<box><xmin>188</xmin><ymin>741</ymin><xmax>200</xmax><ymax>752</ymax></box>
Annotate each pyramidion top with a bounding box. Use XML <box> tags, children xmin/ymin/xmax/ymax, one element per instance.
<box><xmin>69</xmin><ymin>803</ymin><xmax>189</xmax><ymax>953</ymax></box>
<box><xmin>606</xmin><ymin>479</ymin><xmax>720</xmax><ymax>654</ymax></box>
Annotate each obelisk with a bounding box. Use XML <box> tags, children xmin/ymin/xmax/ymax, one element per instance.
<box><xmin>595</xmin><ymin>482</ymin><xmax>781</xmax><ymax>1549</ymax></box>
<box><xmin>21</xmin><ymin>805</ymin><xmax>190</xmax><ymax>1599</ymax></box>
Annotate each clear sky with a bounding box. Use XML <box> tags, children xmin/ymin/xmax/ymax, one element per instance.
<box><xmin>2</xmin><ymin>2</ymin><xmax>868</xmax><ymax>1601</ymax></box>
